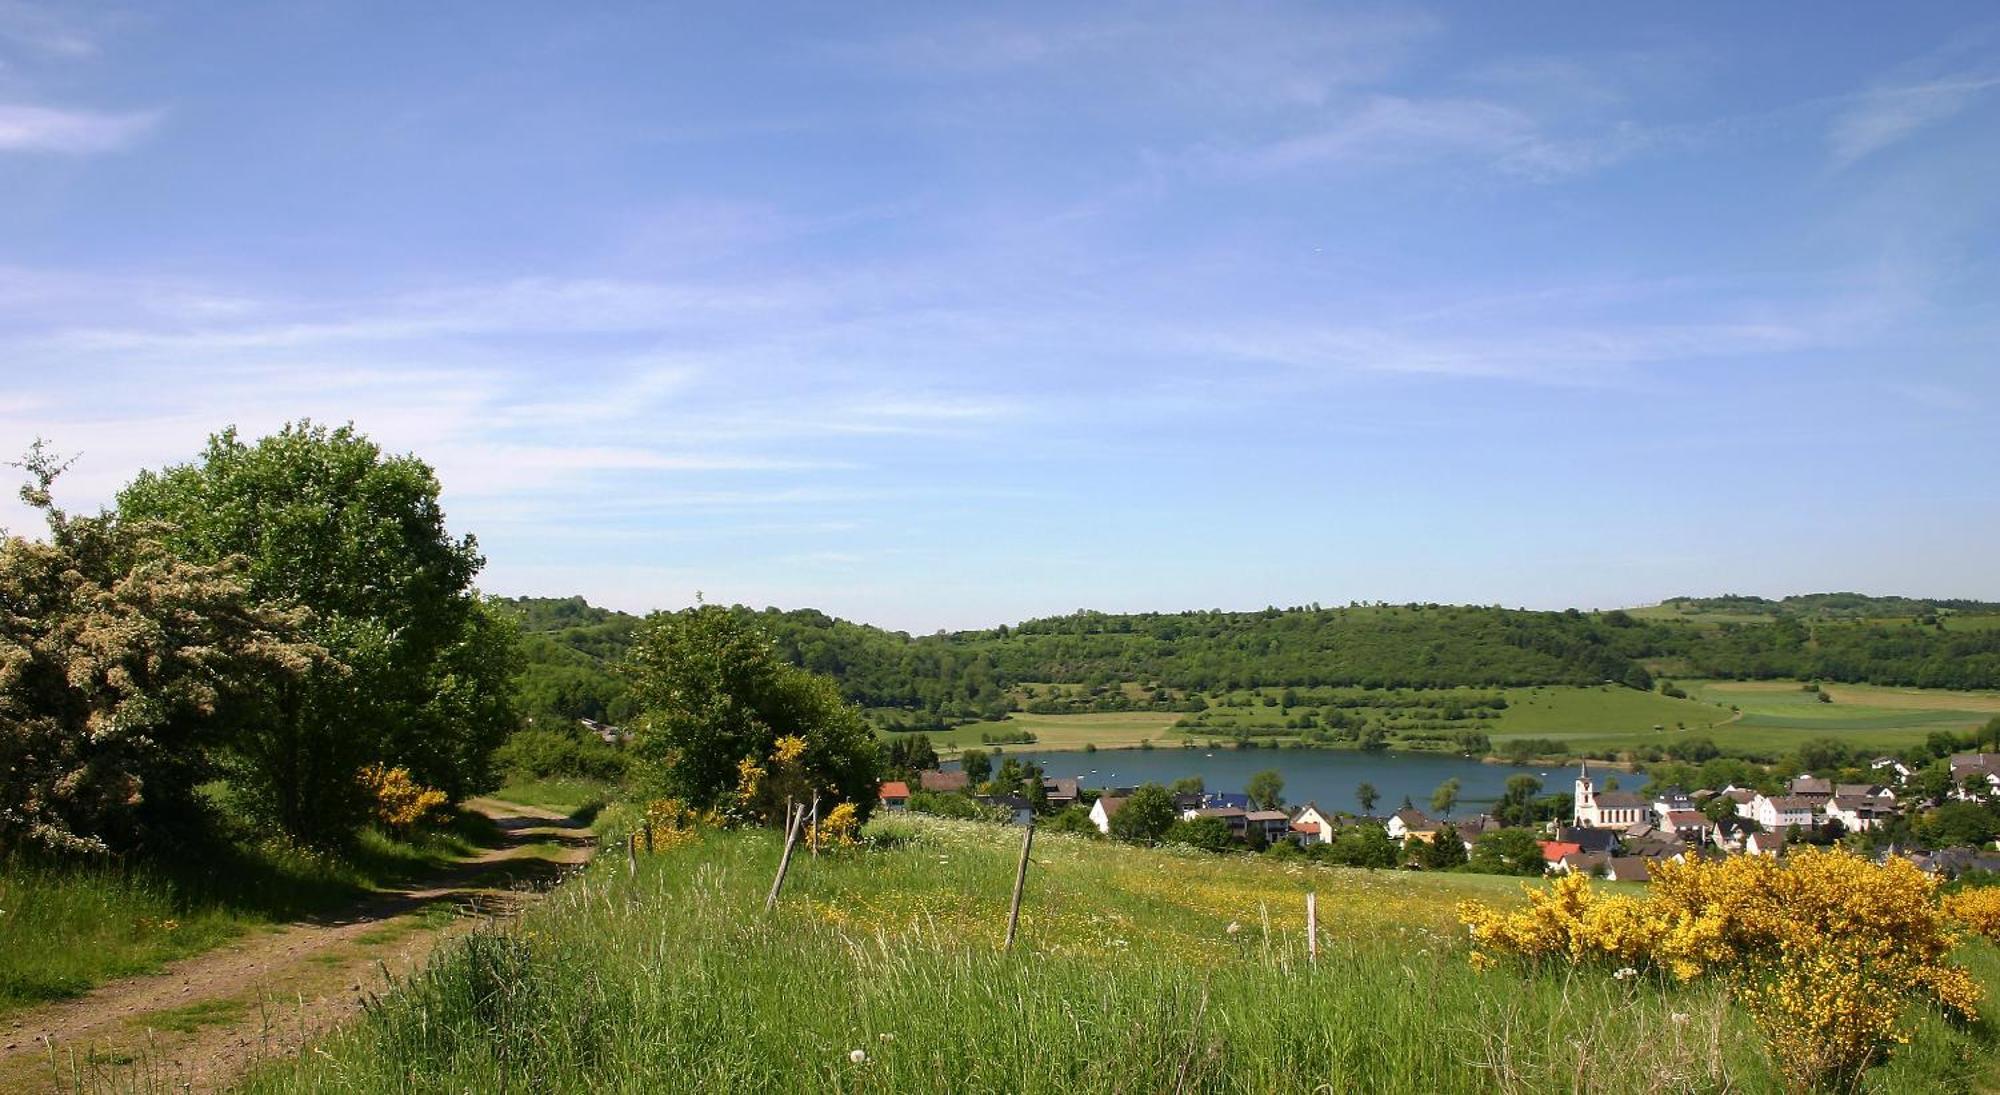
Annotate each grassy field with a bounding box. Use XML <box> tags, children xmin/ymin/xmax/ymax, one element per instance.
<box><xmin>0</xmin><ymin>817</ymin><xmax>496</xmax><ymax>1019</ymax></box>
<box><xmin>247</xmin><ymin>816</ymin><xmax>2000</xmax><ymax>1093</ymax></box>
<box><xmin>494</xmin><ymin>776</ymin><xmax>616</xmax><ymax>818</ymax></box>
<box><xmin>912</xmin><ymin>711</ymin><xmax>1187</xmax><ymax>754</ymax></box>
<box><xmin>907</xmin><ymin>680</ymin><xmax>2000</xmax><ymax>763</ymax></box>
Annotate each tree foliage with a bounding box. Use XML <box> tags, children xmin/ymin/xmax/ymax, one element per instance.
<box><xmin>116</xmin><ymin>422</ymin><xmax>515</xmax><ymax>843</ymax></box>
<box><xmin>0</xmin><ymin>445</ymin><xmax>329</xmax><ymax>854</ymax></box>
<box><xmin>624</xmin><ymin>605</ymin><xmax>881</xmax><ymax>822</ymax></box>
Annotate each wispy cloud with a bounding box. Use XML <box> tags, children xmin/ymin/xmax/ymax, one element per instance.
<box><xmin>0</xmin><ymin>103</ymin><xmax>159</xmax><ymax>153</ymax></box>
<box><xmin>0</xmin><ymin>0</ymin><xmax>98</xmax><ymax>57</ymax></box>
<box><xmin>1828</xmin><ymin>74</ymin><xmax>2000</xmax><ymax>167</ymax></box>
<box><xmin>1205</xmin><ymin>94</ymin><xmax>1656</xmax><ymax>181</ymax></box>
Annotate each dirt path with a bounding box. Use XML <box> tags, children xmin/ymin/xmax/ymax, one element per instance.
<box><xmin>0</xmin><ymin>799</ymin><xmax>593</xmax><ymax>1094</ymax></box>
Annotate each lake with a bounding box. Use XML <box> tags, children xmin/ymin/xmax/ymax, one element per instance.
<box><xmin>990</xmin><ymin>747</ymin><xmax>1558</xmax><ymax>819</ymax></box>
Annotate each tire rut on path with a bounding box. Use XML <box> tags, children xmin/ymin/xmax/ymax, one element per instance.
<box><xmin>0</xmin><ymin>799</ymin><xmax>592</xmax><ymax>1094</ymax></box>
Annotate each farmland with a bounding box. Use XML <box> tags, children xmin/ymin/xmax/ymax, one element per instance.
<box><xmin>244</xmin><ymin>816</ymin><xmax>2000</xmax><ymax>1094</ymax></box>
<box><xmin>902</xmin><ymin>680</ymin><xmax>2000</xmax><ymax>765</ymax></box>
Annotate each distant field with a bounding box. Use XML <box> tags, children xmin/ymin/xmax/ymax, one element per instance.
<box><xmin>902</xmin><ymin>679</ymin><xmax>2000</xmax><ymax>760</ymax></box>
<box><xmin>915</xmin><ymin>711</ymin><xmax>1186</xmax><ymax>754</ymax></box>
<box><xmin>1675</xmin><ymin>680</ymin><xmax>1999</xmax><ymax>754</ymax></box>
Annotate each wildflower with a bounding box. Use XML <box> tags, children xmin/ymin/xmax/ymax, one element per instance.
<box><xmin>1671</xmin><ymin>1012</ymin><xmax>1689</xmax><ymax>1025</ymax></box>
<box><xmin>1613</xmin><ymin>967</ymin><xmax>1638</xmax><ymax>981</ymax></box>
<box><xmin>878</xmin><ymin>1033</ymin><xmax>895</xmax><ymax>1042</ymax></box>
<box><xmin>849</xmin><ymin>1049</ymin><xmax>868</xmax><ymax>1065</ymax></box>
<box><xmin>1225</xmin><ymin>920</ymin><xmax>1241</xmax><ymax>935</ymax></box>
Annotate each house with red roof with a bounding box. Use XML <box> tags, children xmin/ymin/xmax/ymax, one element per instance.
<box><xmin>879</xmin><ymin>780</ymin><xmax>911</xmax><ymax>812</ymax></box>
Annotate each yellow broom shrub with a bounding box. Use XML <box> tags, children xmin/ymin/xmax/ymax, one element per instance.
<box><xmin>1460</xmin><ymin>848</ymin><xmax>1980</xmax><ymax>1092</ymax></box>
<box><xmin>1941</xmin><ymin>886</ymin><xmax>2000</xmax><ymax>940</ymax></box>
<box><xmin>358</xmin><ymin>763</ymin><xmax>448</xmax><ymax>830</ymax></box>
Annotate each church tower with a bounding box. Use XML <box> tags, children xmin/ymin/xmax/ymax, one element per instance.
<box><xmin>1574</xmin><ymin>761</ymin><xmax>1595</xmax><ymax>826</ymax></box>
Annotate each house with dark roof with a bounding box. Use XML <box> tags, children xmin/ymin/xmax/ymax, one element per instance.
<box><xmin>919</xmin><ymin>769</ymin><xmax>970</xmax><ymax>794</ymax></box>
<box><xmin>1386</xmin><ymin>808</ymin><xmax>1437</xmax><ymax>842</ymax></box>
<box><xmin>1553</xmin><ymin>825</ymin><xmax>1620</xmax><ymax>855</ymax></box>
<box><xmin>1089</xmin><ymin>795</ymin><xmax>1126</xmax><ymax>835</ymax></box>
<box><xmin>1042</xmin><ymin>777</ymin><xmax>1080</xmax><ymax>810</ymax></box>
<box><xmin>1245</xmin><ymin>809</ymin><xmax>1291</xmax><ymax>843</ymax></box>
<box><xmin>977</xmin><ymin>794</ymin><xmax>1035</xmax><ymax>826</ymax></box>
<box><xmin>1604</xmin><ymin>857</ymin><xmax>1651</xmax><ymax>883</ymax></box>
<box><xmin>1824</xmin><ymin>794</ymin><xmax>1897</xmax><ymax>832</ymax></box>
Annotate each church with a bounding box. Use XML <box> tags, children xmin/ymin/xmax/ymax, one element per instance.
<box><xmin>1573</xmin><ymin>762</ymin><xmax>1648</xmax><ymax>829</ymax></box>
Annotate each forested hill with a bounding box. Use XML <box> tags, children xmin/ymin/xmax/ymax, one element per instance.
<box><xmin>499</xmin><ymin>596</ymin><xmax>2000</xmax><ymax>730</ymax></box>
<box><xmin>1657</xmin><ymin>593</ymin><xmax>2000</xmax><ymax>620</ymax></box>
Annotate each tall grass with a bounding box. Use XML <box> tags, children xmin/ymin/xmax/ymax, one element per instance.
<box><xmin>0</xmin><ymin>813</ymin><xmax>497</xmax><ymax>1017</ymax></box>
<box><xmin>244</xmin><ymin>817</ymin><xmax>1984</xmax><ymax>1093</ymax></box>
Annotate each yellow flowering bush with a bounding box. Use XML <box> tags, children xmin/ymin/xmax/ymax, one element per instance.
<box><xmin>809</xmin><ymin>802</ymin><xmax>860</xmax><ymax>849</ymax></box>
<box><xmin>1460</xmin><ymin>848</ymin><xmax>1980</xmax><ymax>1092</ymax></box>
<box><xmin>1941</xmin><ymin>887</ymin><xmax>2000</xmax><ymax>940</ymax></box>
<box><xmin>358</xmin><ymin>763</ymin><xmax>448</xmax><ymax>830</ymax></box>
<box><xmin>636</xmin><ymin>797</ymin><xmax>729</xmax><ymax>852</ymax></box>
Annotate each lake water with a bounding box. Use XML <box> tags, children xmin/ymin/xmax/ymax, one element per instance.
<box><xmin>991</xmin><ymin>747</ymin><xmax>1556</xmax><ymax>819</ymax></box>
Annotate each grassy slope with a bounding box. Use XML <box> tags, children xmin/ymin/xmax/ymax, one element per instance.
<box><xmin>0</xmin><ymin>818</ymin><xmax>495</xmax><ymax>1018</ymax></box>
<box><xmin>250</xmin><ymin>817</ymin><xmax>2000</xmax><ymax>1094</ymax></box>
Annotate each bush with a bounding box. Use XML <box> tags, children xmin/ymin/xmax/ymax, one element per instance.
<box><xmin>1460</xmin><ymin>849</ymin><xmax>1981</xmax><ymax>1091</ymax></box>
<box><xmin>494</xmin><ymin>728</ymin><xmax>629</xmax><ymax>783</ymax></box>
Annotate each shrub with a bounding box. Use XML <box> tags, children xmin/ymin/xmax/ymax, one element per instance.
<box><xmin>359</xmin><ymin>764</ymin><xmax>449</xmax><ymax>831</ymax></box>
<box><xmin>1942</xmin><ymin>887</ymin><xmax>2000</xmax><ymax>940</ymax></box>
<box><xmin>494</xmin><ymin>727</ymin><xmax>629</xmax><ymax>783</ymax></box>
<box><xmin>1459</xmin><ymin>849</ymin><xmax>1982</xmax><ymax>1091</ymax></box>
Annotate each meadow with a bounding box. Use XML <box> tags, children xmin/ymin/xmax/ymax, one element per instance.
<box><xmin>244</xmin><ymin>816</ymin><xmax>2000</xmax><ymax>1094</ymax></box>
<box><xmin>0</xmin><ymin>818</ymin><xmax>496</xmax><ymax>1019</ymax></box>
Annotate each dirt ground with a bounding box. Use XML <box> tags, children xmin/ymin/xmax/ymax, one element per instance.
<box><xmin>0</xmin><ymin>799</ymin><xmax>592</xmax><ymax>1094</ymax></box>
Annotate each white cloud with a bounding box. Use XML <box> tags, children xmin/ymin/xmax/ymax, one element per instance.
<box><xmin>0</xmin><ymin>103</ymin><xmax>158</xmax><ymax>153</ymax></box>
<box><xmin>1828</xmin><ymin>75</ymin><xmax>2000</xmax><ymax>167</ymax></box>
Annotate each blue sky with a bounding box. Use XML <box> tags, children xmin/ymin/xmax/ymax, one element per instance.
<box><xmin>2</xmin><ymin>3</ymin><xmax>1996</xmax><ymax>631</ymax></box>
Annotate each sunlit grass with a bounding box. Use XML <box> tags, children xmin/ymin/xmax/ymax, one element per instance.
<box><xmin>244</xmin><ymin>815</ymin><xmax>2000</xmax><ymax>1093</ymax></box>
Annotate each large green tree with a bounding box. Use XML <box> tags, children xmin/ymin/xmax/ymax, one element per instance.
<box><xmin>1</xmin><ymin>447</ymin><xmax>327</xmax><ymax>854</ymax></box>
<box><xmin>624</xmin><ymin>604</ymin><xmax>881</xmax><ymax>821</ymax></box>
<box><xmin>1246</xmin><ymin>768</ymin><xmax>1285</xmax><ymax>810</ymax></box>
<box><xmin>1109</xmin><ymin>783</ymin><xmax>1178</xmax><ymax>844</ymax></box>
<box><xmin>117</xmin><ymin>422</ymin><xmax>513</xmax><ymax>843</ymax></box>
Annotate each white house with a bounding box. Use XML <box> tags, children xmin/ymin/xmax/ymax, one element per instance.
<box><xmin>1747</xmin><ymin>794</ymin><xmax>1818</xmax><ymax>831</ymax></box>
<box><xmin>1289</xmin><ymin>803</ymin><xmax>1336</xmax><ymax>846</ymax></box>
<box><xmin>1745</xmin><ymin>830</ymin><xmax>1787</xmax><ymax>857</ymax></box>
<box><xmin>1949</xmin><ymin>754</ymin><xmax>2000</xmax><ymax>800</ymax></box>
<box><xmin>1386</xmin><ymin>808</ymin><xmax>1436</xmax><ymax>842</ymax></box>
<box><xmin>1089</xmin><ymin>795</ymin><xmax>1126</xmax><ymax>835</ymax></box>
<box><xmin>1824</xmin><ymin>795</ymin><xmax>1896</xmax><ymax>832</ymax></box>
<box><xmin>1574</xmin><ymin>764</ymin><xmax>1647</xmax><ymax>829</ymax></box>
<box><xmin>1871</xmin><ymin>756</ymin><xmax>1913</xmax><ymax>781</ymax></box>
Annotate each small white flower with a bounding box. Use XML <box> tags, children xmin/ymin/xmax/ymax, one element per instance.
<box><xmin>849</xmin><ymin>1049</ymin><xmax>868</xmax><ymax>1065</ymax></box>
<box><xmin>878</xmin><ymin>1032</ymin><xmax>895</xmax><ymax>1042</ymax></box>
<box><xmin>1670</xmin><ymin>1012</ymin><xmax>1689</xmax><ymax>1025</ymax></box>
<box><xmin>1225</xmin><ymin>921</ymin><xmax>1241</xmax><ymax>935</ymax></box>
<box><xmin>1613</xmin><ymin>967</ymin><xmax>1638</xmax><ymax>981</ymax></box>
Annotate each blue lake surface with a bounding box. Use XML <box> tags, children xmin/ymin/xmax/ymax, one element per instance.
<box><xmin>989</xmin><ymin>747</ymin><xmax>1557</xmax><ymax>819</ymax></box>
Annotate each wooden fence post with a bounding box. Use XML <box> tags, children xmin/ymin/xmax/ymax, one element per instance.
<box><xmin>643</xmin><ymin>820</ymin><xmax>654</xmax><ymax>855</ymax></box>
<box><xmin>765</xmin><ymin>803</ymin><xmax>807</xmax><ymax>912</ymax></box>
<box><xmin>1306</xmin><ymin>891</ymin><xmax>1318</xmax><ymax>963</ymax></box>
<box><xmin>810</xmin><ymin>791</ymin><xmax>821</xmax><ymax>858</ymax></box>
<box><xmin>626</xmin><ymin>830</ymin><xmax>637</xmax><ymax>875</ymax></box>
<box><xmin>1004</xmin><ymin>824</ymin><xmax>1035</xmax><ymax>950</ymax></box>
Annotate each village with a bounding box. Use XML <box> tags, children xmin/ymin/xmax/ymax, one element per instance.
<box><xmin>876</xmin><ymin>751</ymin><xmax>2000</xmax><ymax>883</ymax></box>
